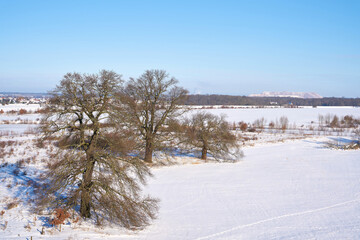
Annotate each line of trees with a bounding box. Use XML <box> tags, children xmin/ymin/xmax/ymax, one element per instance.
<box><xmin>38</xmin><ymin>69</ymin><xmax>241</xmax><ymax>229</ymax></box>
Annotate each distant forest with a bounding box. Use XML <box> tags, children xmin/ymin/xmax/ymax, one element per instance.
<box><xmin>185</xmin><ymin>95</ymin><xmax>360</xmax><ymax>106</ymax></box>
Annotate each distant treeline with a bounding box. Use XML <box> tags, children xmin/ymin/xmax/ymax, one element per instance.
<box><xmin>185</xmin><ymin>94</ymin><xmax>360</xmax><ymax>106</ymax></box>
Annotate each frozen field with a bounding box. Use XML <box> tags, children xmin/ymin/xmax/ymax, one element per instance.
<box><xmin>189</xmin><ymin>106</ymin><xmax>360</xmax><ymax>126</ymax></box>
<box><xmin>0</xmin><ymin>105</ymin><xmax>360</xmax><ymax>239</ymax></box>
<box><xmin>141</xmin><ymin>139</ymin><xmax>360</xmax><ymax>240</ymax></box>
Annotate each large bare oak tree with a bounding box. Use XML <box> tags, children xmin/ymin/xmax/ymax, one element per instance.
<box><xmin>40</xmin><ymin>70</ymin><xmax>158</xmax><ymax>228</ymax></box>
<box><xmin>183</xmin><ymin>111</ymin><xmax>242</xmax><ymax>161</ymax></box>
<box><xmin>116</xmin><ymin>70</ymin><xmax>188</xmax><ymax>163</ymax></box>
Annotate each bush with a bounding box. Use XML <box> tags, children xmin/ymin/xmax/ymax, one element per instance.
<box><xmin>50</xmin><ymin>208</ymin><xmax>71</xmax><ymax>226</ymax></box>
<box><xmin>239</xmin><ymin>122</ymin><xmax>248</xmax><ymax>131</ymax></box>
<box><xmin>50</xmin><ymin>208</ymin><xmax>71</xmax><ymax>231</ymax></box>
<box><xmin>18</xmin><ymin>109</ymin><xmax>27</xmax><ymax>115</ymax></box>
<box><xmin>248</xmin><ymin>128</ymin><xmax>256</xmax><ymax>132</ymax></box>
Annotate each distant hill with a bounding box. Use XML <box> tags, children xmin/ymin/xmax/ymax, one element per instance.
<box><xmin>249</xmin><ymin>91</ymin><xmax>323</xmax><ymax>99</ymax></box>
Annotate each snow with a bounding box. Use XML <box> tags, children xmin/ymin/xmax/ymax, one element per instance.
<box><xmin>0</xmin><ymin>124</ymin><xmax>38</xmax><ymax>135</ymax></box>
<box><xmin>188</xmin><ymin>106</ymin><xmax>360</xmax><ymax>126</ymax></box>
<box><xmin>1</xmin><ymin>104</ymin><xmax>360</xmax><ymax>239</ymax></box>
<box><xmin>137</xmin><ymin>139</ymin><xmax>360</xmax><ymax>239</ymax></box>
<box><xmin>0</xmin><ymin>104</ymin><xmax>42</xmax><ymax>112</ymax></box>
<box><xmin>0</xmin><ymin>114</ymin><xmax>41</xmax><ymax>122</ymax></box>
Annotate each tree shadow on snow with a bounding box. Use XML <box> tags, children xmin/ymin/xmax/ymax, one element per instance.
<box><xmin>0</xmin><ymin>162</ymin><xmax>43</xmax><ymax>208</ymax></box>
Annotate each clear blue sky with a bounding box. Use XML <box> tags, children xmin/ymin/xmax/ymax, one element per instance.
<box><xmin>0</xmin><ymin>0</ymin><xmax>359</xmax><ymax>97</ymax></box>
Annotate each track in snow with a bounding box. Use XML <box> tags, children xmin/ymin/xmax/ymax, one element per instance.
<box><xmin>194</xmin><ymin>197</ymin><xmax>360</xmax><ymax>240</ymax></box>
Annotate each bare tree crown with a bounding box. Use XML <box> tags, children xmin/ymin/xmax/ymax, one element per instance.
<box><xmin>116</xmin><ymin>69</ymin><xmax>188</xmax><ymax>163</ymax></box>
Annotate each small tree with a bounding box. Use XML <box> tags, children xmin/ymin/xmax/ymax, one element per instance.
<box><xmin>318</xmin><ymin>114</ymin><xmax>324</xmax><ymax>126</ymax></box>
<box><xmin>115</xmin><ymin>69</ymin><xmax>188</xmax><ymax>163</ymax></box>
<box><xmin>253</xmin><ymin>117</ymin><xmax>266</xmax><ymax>130</ymax></box>
<box><xmin>330</xmin><ymin>115</ymin><xmax>339</xmax><ymax>128</ymax></box>
<box><xmin>183</xmin><ymin>112</ymin><xmax>242</xmax><ymax>161</ymax></box>
<box><xmin>39</xmin><ymin>70</ymin><xmax>158</xmax><ymax>228</ymax></box>
<box><xmin>279</xmin><ymin>116</ymin><xmax>289</xmax><ymax>132</ymax></box>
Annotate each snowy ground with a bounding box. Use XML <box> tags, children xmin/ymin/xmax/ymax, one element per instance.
<box><xmin>0</xmin><ymin>104</ymin><xmax>42</xmax><ymax>112</ymax></box>
<box><xmin>188</xmin><ymin>106</ymin><xmax>360</xmax><ymax>126</ymax></box>
<box><xmin>0</xmin><ymin>105</ymin><xmax>360</xmax><ymax>239</ymax></box>
<box><xmin>142</xmin><ymin>139</ymin><xmax>360</xmax><ymax>240</ymax></box>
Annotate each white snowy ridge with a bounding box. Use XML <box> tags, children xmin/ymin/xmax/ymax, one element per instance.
<box><xmin>249</xmin><ymin>91</ymin><xmax>323</xmax><ymax>99</ymax></box>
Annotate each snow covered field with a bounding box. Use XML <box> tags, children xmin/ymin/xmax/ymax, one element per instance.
<box><xmin>188</xmin><ymin>106</ymin><xmax>360</xmax><ymax>126</ymax></box>
<box><xmin>0</xmin><ymin>104</ymin><xmax>42</xmax><ymax>112</ymax></box>
<box><xmin>0</xmin><ymin>105</ymin><xmax>360</xmax><ymax>239</ymax></box>
<box><xmin>143</xmin><ymin>139</ymin><xmax>360</xmax><ymax>239</ymax></box>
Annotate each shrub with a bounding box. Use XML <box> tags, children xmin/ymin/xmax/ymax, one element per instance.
<box><xmin>248</xmin><ymin>128</ymin><xmax>256</xmax><ymax>132</ymax></box>
<box><xmin>50</xmin><ymin>208</ymin><xmax>71</xmax><ymax>231</ymax></box>
<box><xmin>18</xmin><ymin>109</ymin><xmax>27</xmax><ymax>115</ymax></box>
<box><xmin>7</xmin><ymin>110</ymin><xmax>17</xmax><ymax>114</ymax></box>
<box><xmin>239</xmin><ymin>122</ymin><xmax>248</xmax><ymax>131</ymax></box>
<box><xmin>35</xmin><ymin>108</ymin><xmax>48</xmax><ymax>114</ymax></box>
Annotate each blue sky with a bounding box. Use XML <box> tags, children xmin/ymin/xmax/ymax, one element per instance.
<box><xmin>0</xmin><ymin>0</ymin><xmax>359</xmax><ymax>97</ymax></box>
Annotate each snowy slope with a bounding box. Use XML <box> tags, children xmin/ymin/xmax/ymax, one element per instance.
<box><xmin>136</xmin><ymin>139</ymin><xmax>360</xmax><ymax>239</ymax></box>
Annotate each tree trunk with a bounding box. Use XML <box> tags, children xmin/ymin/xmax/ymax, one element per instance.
<box><xmin>201</xmin><ymin>146</ymin><xmax>207</xmax><ymax>160</ymax></box>
<box><xmin>144</xmin><ymin>139</ymin><xmax>153</xmax><ymax>163</ymax></box>
<box><xmin>80</xmin><ymin>156</ymin><xmax>95</xmax><ymax>218</ymax></box>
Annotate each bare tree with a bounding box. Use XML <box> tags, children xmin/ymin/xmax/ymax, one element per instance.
<box><xmin>39</xmin><ymin>70</ymin><xmax>158</xmax><ymax>228</ymax></box>
<box><xmin>279</xmin><ymin>116</ymin><xmax>289</xmax><ymax>132</ymax></box>
<box><xmin>253</xmin><ymin>117</ymin><xmax>266</xmax><ymax>130</ymax></box>
<box><xmin>183</xmin><ymin>112</ymin><xmax>242</xmax><ymax>161</ymax></box>
<box><xmin>330</xmin><ymin>115</ymin><xmax>340</xmax><ymax>128</ymax></box>
<box><xmin>115</xmin><ymin>70</ymin><xmax>188</xmax><ymax>163</ymax></box>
